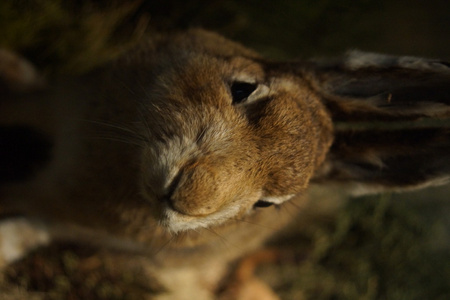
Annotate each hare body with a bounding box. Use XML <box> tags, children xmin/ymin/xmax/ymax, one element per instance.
<box><xmin>1</xmin><ymin>29</ymin><xmax>450</xmax><ymax>298</ymax></box>
<box><xmin>1</xmin><ymin>30</ymin><xmax>332</xmax><ymax>298</ymax></box>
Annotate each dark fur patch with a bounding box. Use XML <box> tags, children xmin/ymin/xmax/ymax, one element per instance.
<box><xmin>314</xmin><ymin>127</ymin><xmax>450</xmax><ymax>188</ymax></box>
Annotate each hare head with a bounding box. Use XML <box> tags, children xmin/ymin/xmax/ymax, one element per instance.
<box><xmin>124</xmin><ymin>30</ymin><xmax>334</xmax><ymax>233</ymax></box>
<box><xmin>107</xmin><ymin>30</ymin><xmax>450</xmax><ymax>234</ymax></box>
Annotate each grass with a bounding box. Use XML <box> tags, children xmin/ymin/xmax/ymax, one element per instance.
<box><xmin>260</xmin><ymin>193</ymin><xmax>450</xmax><ymax>299</ymax></box>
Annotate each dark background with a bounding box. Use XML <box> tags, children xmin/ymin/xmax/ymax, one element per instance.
<box><xmin>1</xmin><ymin>0</ymin><xmax>450</xmax><ymax>73</ymax></box>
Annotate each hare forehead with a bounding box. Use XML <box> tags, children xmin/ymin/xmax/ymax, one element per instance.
<box><xmin>142</xmin><ymin>115</ymin><xmax>250</xmax><ymax>193</ymax></box>
<box><xmin>169</xmin><ymin>54</ymin><xmax>266</xmax><ymax>86</ymax></box>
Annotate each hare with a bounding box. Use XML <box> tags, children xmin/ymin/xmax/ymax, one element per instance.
<box><xmin>0</xmin><ymin>29</ymin><xmax>449</xmax><ymax>299</ymax></box>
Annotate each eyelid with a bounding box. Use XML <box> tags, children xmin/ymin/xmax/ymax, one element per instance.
<box><xmin>244</xmin><ymin>84</ymin><xmax>270</xmax><ymax>104</ymax></box>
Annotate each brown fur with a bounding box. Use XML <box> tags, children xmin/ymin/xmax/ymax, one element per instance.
<box><xmin>1</xmin><ymin>29</ymin><xmax>449</xmax><ymax>299</ymax></box>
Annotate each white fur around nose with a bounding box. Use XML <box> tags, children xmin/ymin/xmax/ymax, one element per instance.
<box><xmin>144</xmin><ymin>115</ymin><xmax>233</xmax><ymax>196</ymax></box>
<box><xmin>161</xmin><ymin>204</ymin><xmax>241</xmax><ymax>233</ymax></box>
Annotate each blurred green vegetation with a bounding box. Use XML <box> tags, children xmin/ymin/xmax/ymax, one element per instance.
<box><xmin>262</xmin><ymin>193</ymin><xmax>450</xmax><ymax>299</ymax></box>
<box><xmin>3</xmin><ymin>245</ymin><xmax>162</xmax><ymax>299</ymax></box>
<box><xmin>1</xmin><ymin>0</ymin><xmax>449</xmax><ymax>299</ymax></box>
<box><xmin>1</xmin><ymin>0</ymin><xmax>449</xmax><ymax>73</ymax></box>
<box><xmin>0</xmin><ymin>0</ymin><xmax>148</xmax><ymax>73</ymax></box>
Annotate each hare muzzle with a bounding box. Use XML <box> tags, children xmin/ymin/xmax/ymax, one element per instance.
<box><xmin>139</xmin><ymin>107</ymin><xmax>264</xmax><ymax>232</ymax></box>
<box><xmin>168</xmin><ymin>159</ymin><xmax>240</xmax><ymax>216</ymax></box>
<box><xmin>146</xmin><ymin>155</ymin><xmax>264</xmax><ymax>233</ymax></box>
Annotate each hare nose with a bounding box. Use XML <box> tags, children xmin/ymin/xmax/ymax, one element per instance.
<box><xmin>164</xmin><ymin>160</ymin><xmax>227</xmax><ymax>216</ymax></box>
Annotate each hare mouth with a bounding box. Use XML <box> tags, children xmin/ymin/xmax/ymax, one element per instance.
<box><xmin>159</xmin><ymin>204</ymin><xmax>241</xmax><ymax>233</ymax></box>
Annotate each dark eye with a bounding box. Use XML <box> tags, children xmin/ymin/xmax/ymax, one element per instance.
<box><xmin>253</xmin><ymin>200</ymin><xmax>274</xmax><ymax>208</ymax></box>
<box><xmin>230</xmin><ymin>82</ymin><xmax>258</xmax><ymax>104</ymax></box>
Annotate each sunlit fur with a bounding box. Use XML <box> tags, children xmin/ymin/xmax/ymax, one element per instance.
<box><xmin>0</xmin><ymin>29</ymin><xmax>449</xmax><ymax>299</ymax></box>
<box><xmin>125</xmin><ymin>32</ymin><xmax>334</xmax><ymax>233</ymax></box>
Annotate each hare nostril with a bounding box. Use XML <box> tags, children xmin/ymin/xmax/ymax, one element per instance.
<box><xmin>160</xmin><ymin>194</ymin><xmax>179</xmax><ymax>213</ymax></box>
<box><xmin>160</xmin><ymin>194</ymin><xmax>171</xmax><ymax>205</ymax></box>
<box><xmin>156</xmin><ymin>169</ymin><xmax>184</xmax><ymax>209</ymax></box>
<box><xmin>166</xmin><ymin>169</ymin><xmax>184</xmax><ymax>199</ymax></box>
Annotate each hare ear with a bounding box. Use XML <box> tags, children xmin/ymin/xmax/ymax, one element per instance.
<box><xmin>313</xmin><ymin>127</ymin><xmax>450</xmax><ymax>194</ymax></box>
<box><xmin>308</xmin><ymin>51</ymin><xmax>450</xmax><ymax>194</ymax></box>
<box><xmin>307</xmin><ymin>50</ymin><xmax>450</xmax><ymax>121</ymax></box>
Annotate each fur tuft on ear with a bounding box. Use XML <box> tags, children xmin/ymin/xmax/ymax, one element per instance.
<box><xmin>307</xmin><ymin>50</ymin><xmax>450</xmax><ymax>194</ymax></box>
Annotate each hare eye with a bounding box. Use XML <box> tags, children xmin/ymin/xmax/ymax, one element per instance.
<box><xmin>230</xmin><ymin>82</ymin><xmax>258</xmax><ymax>104</ymax></box>
<box><xmin>253</xmin><ymin>200</ymin><xmax>274</xmax><ymax>208</ymax></box>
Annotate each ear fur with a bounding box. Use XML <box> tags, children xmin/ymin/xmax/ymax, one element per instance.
<box><xmin>308</xmin><ymin>50</ymin><xmax>450</xmax><ymax>194</ymax></box>
<box><xmin>306</xmin><ymin>50</ymin><xmax>450</xmax><ymax>121</ymax></box>
<box><xmin>313</xmin><ymin>126</ymin><xmax>450</xmax><ymax>194</ymax></box>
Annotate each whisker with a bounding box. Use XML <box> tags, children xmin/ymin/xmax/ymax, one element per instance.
<box><xmin>83</xmin><ymin>135</ymin><xmax>144</xmax><ymax>147</ymax></box>
<box><xmin>79</xmin><ymin>118</ymin><xmax>145</xmax><ymax>139</ymax></box>
<box><xmin>137</xmin><ymin>80</ymin><xmax>153</xmax><ymax>100</ymax></box>
<box><xmin>75</xmin><ymin>117</ymin><xmax>151</xmax><ymax>147</ymax></box>
<box><xmin>203</xmin><ymin>227</ymin><xmax>235</xmax><ymax>252</ymax></box>
<box><xmin>137</xmin><ymin>106</ymin><xmax>154</xmax><ymax>143</ymax></box>
<box><xmin>277</xmin><ymin>202</ymin><xmax>299</xmax><ymax>221</ymax></box>
<box><xmin>173</xmin><ymin>231</ymin><xmax>189</xmax><ymax>247</ymax></box>
<box><xmin>143</xmin><ymin>223</ymin><xmax>166</xmax><ymax>250</ymax></box>
<box><xmin>285</xmin><ymin>199</ymin><xmax>304</xmax><ymax>211</ymax></box>
<box><xmin>232</xmin><ymin>217</ymin><xmax>281</xmax><ymax>232</ymax></box>
<box><xmin>152</xmin><ymin>234</ymin><xmax>176</xmax><ymax>256</ymax></box>
<box><xmin>117</xmin><ymin>77</ymin><xmax>140</xmax><ymax>98</ymax></box>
